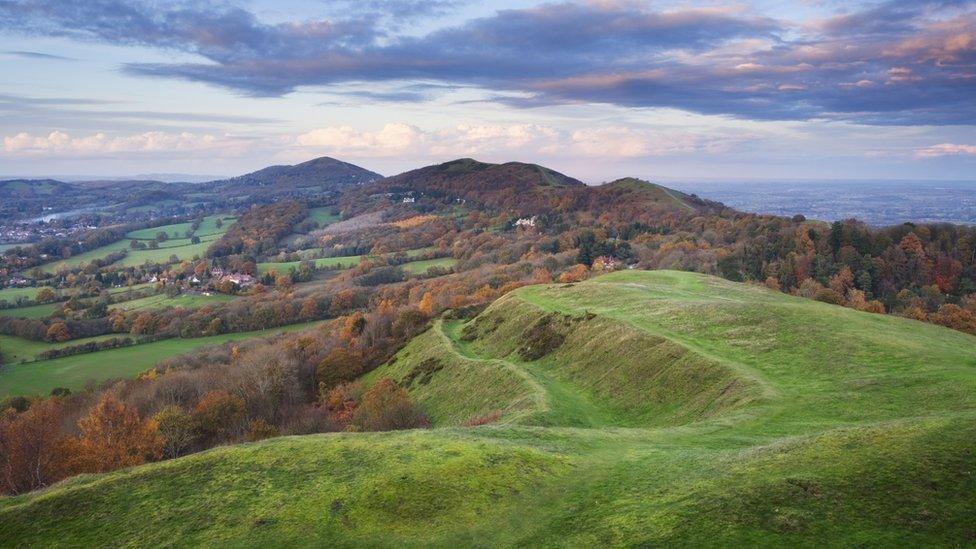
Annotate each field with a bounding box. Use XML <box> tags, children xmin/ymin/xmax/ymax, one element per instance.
<box><xmin>0</xmin><ymin>322</ymin><xmax>320</xmax><ymax>397</ymax></box>
<box><xmin>257</xmin><ymin>247</ymin><xmax>439</xmax><ymax>276</ymax></box>
<box><xmin>0</xmin><ymin>283</ymin><xmax>153</xmax><ymax>306</ymax></box>
<box><xmin>306</xmin><ymin>207</ymin><xmax>341</xmax><ymax>226</ymax></box>
<box><xmin>108</xmin><ymin>292</ymin><xmax>234</xmax><ymax>312</ymax></box>
<box><xmin>37</xmin><ymin>216</ymin><xmax>235</xmax><ymax>272</ymax></box>
<box><xmin>3</xmin><ymin>270</ymin><xmax>976</xmax><ymax>545</ymax></box>
<box><xmin>0</xmin><ymin>333</ymin><xmax>133</xmax><ymax>365</ymax></box>
<box><xmin>125</xmin><ymin>215</ymin><xmax>236</xmax><ymax>240</ymax></box>
<box><xmin>0</xmin><ymin>302</ymin><xmax>58</xmax><ymax>319</ymax></box>
<box><xmin>401</xmin><ymin>257</ymin><xmax>457</xmax><ymax>274</ymax></box>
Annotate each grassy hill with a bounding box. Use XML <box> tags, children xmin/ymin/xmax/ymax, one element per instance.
<box><xmin>3</xmin><ymin>271</ymin><xmax>975</xmax><ymax>546</ymax></box>
<box><xmin>0</xmin><ymin>322</ymin><xmax>319</xmax><ymax>397</ymax></box>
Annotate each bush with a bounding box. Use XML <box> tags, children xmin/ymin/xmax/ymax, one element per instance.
<box><xmin>351</xmin><ymin>378</ymin><xmax>429</xmax><ymax>432</ymax></box>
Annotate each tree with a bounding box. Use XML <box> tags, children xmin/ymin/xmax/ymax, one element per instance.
<box><xmin>69</xmin><ymin>395</ymin><xmax>163</xmax><ymax>474</ymax></box>
<box><xmin>418</xmin><ymin>292</ymin><xmax>435</xmax><ymax>317</ymax></box>
<box><xmin>153</xmin><ymin>405</ymin><xmax>195</xmax><ymax>458</ymax></box>
<box><xmin>351</xmin><ymin>378</ymin><xmax>429</xmax><ymax>432</ymax></box>
<box><xmin>0</xmin><ymin>398</ymin><xmax>69</xmax><ymax>495</ymax></box>
<box><xmin>193</xmin><ymin>391</ymin><xmax>245</xmax><ymax>442</ymax></box>
<box><xmin>558</xmin><ymin>264</ymin><xmax>589</xmax><ymax>283</ymax></box>
<box><xmin>35</xmin><ymin>287</ymin><xmax>56</xmax><ymax>303</ymax></box>
<box><xmin>299</xmin><ymin>297</ymin><xmax>318</xmax><ymax>320</ymax></box>
<box><xmin>45</xmin><ymin>322</ymin><xmax>70</xmax><ymax>342</ymax></box>
<box><xmin>245</xmin><ymin>419</ymin><xmax>279</xmax><ymax>442</ymax></box>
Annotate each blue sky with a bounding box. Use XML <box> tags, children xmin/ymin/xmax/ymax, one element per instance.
<box><xmin>1</xmin><ymin>0</ymin><xmax>974</xmax><ymax>182</ymax></box>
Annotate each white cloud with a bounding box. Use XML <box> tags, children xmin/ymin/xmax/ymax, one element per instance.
<box><xmin>2</xmin><ymin>130</ymin><xmax>236</xmax><ymax>155</ymax></box>
<box><xmin>294</xmin><ymin>123</ymin><xmax>744</xmax><ymax>160</ymax></box>
<box><xmin>914</xmin><ymin>143</ymin><xmax>976</xmax><ymax>158</ymax></box>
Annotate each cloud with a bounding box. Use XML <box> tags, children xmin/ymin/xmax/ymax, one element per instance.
<box><xmin>293</xmin><ymin>122</ymin><xmax>748</xmax><ymax>159</ymax></box>
<box><xmin>2</xmin><ymin>49</ymin><xmax>73</xmax><ymax>60</ymax></box>
<box><xmin>915</xmin><ymin>143</ymin><xmax>976</xmax><ymax>157</ymax></box>
<box><xmin>2</xmin><ymin>130</ymin><xmax>251</xmax><ymax>156</ymax></box>
<box><xmin>1</xmin><ymin>0</ymin><xmax>974</xmax><ymax>125</ymax></box>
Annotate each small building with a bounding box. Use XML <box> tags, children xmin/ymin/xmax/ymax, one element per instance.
<box><xmin>222</xmin><ymin>273</ymin><xmax>254</xmax><ymax>287</ymax></box>
<box><xmin>514</xmin><ymin>216</ymin><xmax>537</xmax><ymax>228</ymax></box>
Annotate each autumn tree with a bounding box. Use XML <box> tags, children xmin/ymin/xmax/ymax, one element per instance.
<box><xmin>351</xmin><ymin>378</ymin><xmax>429</xmax><ymax>432</ymax></box>
<box><xmin>45</xmin><ymin>322</ymin><xmax>70</xmax><ymax>342</ymax></box>
<box><xmin>0</xmin><ymin>399</ymin><xmax>69</xmax><ymax>495</ymax></box>
<box><xmin>418</xmin><ymin>292</ymin><xmax>435</xmax><ymax>317</ymax></box>
<box><xmin>69</xmin><ymin>395</ymin><xmax>164</xmax><ymax>474</ymax></box>
<box><xmin>35</xmin><ymin>287</ymin><xmax>56</xmax><ymax>303</ymax></box>
<box><xmin>193</xmin><ymin>390</ymin><xmax>245</xmax><ymax>442</ymax></box>
<box><xmin>153</xmin><ymin>405</ymin><xmax>196</xmax><ymax>458</ymax></box>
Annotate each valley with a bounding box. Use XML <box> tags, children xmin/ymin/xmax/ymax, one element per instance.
<box><xmin>3</xmin><ymin>271</ymin><xmax>974</xmax><ymax>545</ymax></box>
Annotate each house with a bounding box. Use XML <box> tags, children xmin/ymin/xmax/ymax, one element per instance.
<box><xmin>222</xmin><ymin>273</ymin><xmax>254</xmax><ymax>287</ymax></box>
<box><xmin>514</xmin><ymin>216</ymin><xmax>537</xmax><ymax>228</ymax></box>
<box><xmin>402</xmin><ymin>197</ymin><xmax>416</xmax><ymax>203</ymax></box>
<box><xmin>596</xmin><ymin>256</ymin><xmax>617</xmax><ymax>271</ymax></box>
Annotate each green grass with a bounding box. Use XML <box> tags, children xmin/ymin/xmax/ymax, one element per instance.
<box><xmin>125</xmin><ymin>215</ymin><xmax>236</xmax><ymax>240</ymax></box>
<box><xmin>0</xmin><ymin>286</ymin><xmax>51</xmax><ymax>303</ymax></box>
<box><xmin>257</xmin><ymin>254</ymin><xmax>364</xmax><ymax>275</ymax></box>
<box><xmin>306</xmin><ymin>207</ymin><xmax>341</xmax><ymax>226</ymax></box>
<box><xmin>0</xmin><ymin>302</ymin><xmax>57</xmax><ymax>319</ymax></box>
<box><xmin>401</xmin><ymin>257</ymin><xmax>458</xmax><ymax>275</ymax></box>
<box><xmin>37</xmin><ymin>216</ymin><xmax>235</xmax><ymax>272</ymax></box>
<box><xmin>4</xmin><ymin>270</ymin><xmax>976</xmax><ymax>546</ymax></box>
<box><xmin>108</xmin><ymin>292</ymin><xmax>234</xmax><ymax>312</ymax></box>
<box><xmin>257</xmin><ymin>247</ymin><xmax>439</xmax><ymax>276</ymax></box>
<box><xmin>0</xmin><ymin>323</ymin><xmax>320</xmax><ymax>397</ymax></box>
<box><xmin>0</xmin><ymin>333</ymin><xmax>131</xmax><ymax>365</ymax></box>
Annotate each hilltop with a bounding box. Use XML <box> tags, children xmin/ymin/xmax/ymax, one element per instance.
<box><xmin>210</xmin><ymin>156</ymin><xmax>382</xmax><ymax>192</ymax></box>
<box><xmin>4</xmin><ymin>271</ymin><xmax>975</xmax><ymax>546</ymax></box>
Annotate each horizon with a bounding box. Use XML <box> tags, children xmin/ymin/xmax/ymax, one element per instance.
<box><xmin>2</xmin><ymin>0</ymin><xmax>975</xmax><ymax>181</ymax></box>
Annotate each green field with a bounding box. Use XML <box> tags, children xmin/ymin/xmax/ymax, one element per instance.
<box><xmin>401</xmin><ymin>257</ymin><xmax>457</xmax><ymax>275</ymax></box>
<box><xmin>257</xmin><ymin>247</ymin><xmax>440</xmax><ymax>276</ymax></box>
<box><xmin>0</xmin><ymin>322</ymin><xmax>320</xmax><ymax>397</ymax></box>
<box><xmin>0</xmin><ymin>286</ymin><xmax>52</xmax><ymax>303</ymax></box>
<box><xmin>0</xmin><ymin>283</ymin><xmax>152</xmax><ymax>306</ymax></box>
<box><xmin>108</xmin><ymin>293</ymin><xmax>234</xmax><ymax>312</ymax></box>
<box><xmin>0</xmin><ymin>302</ymin><xmax>57</xmax><ymax>319</ymax></box>
<box><xmin>37</xmin><ymin>216</ymin><xmax>235</xmax><ymax>272</ymax></box>
<box><xmin>0</xmin><ymin>333</ymin><xmax>130</xmax><ymax>365</ymax></box>
<box><xmin>125</xmin><ymin>215</ymin><xmax>236</xmax><ymax>240</ymax></box>
<box><xmin>3</xmin><ymin>270</ymin><xmax>976</xmax><ymax>545</ymax></box>
<box><xmin>306</xmin><ymin>207</ymin><xmax>341</xmax><ymax>226</ymax></box>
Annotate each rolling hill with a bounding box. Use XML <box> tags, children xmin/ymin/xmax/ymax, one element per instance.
<box><xmin>3</xmin><ymin>270</ymin><xmax>975</xmax><ymax>546</ymax></box>
<box><xmin>208</xmin><ymin>156</ymin><xmax>382</xmax><ymax>201</ymax></box>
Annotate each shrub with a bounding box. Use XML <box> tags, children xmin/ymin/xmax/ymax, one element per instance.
<box><xmin>351</xmin><ymin>378</ymin><xmax>429</xmax><ymax>432</ymax></box>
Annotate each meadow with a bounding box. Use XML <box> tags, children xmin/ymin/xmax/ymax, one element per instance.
<box><xmin>107</xmin><ymin>292</ymin><xmax>234</xmax><ymax>312</ymax></box>
<box><xmin>0</xmin><ymin>322</ymin><xmax>319</xmax><ymax>397</ymax></box>
<box><xmin>4</xmin><ymin>271</ymin><xmax>975</xmax><ymax>545</ymax></box>
<box><xmin>36</xmin><ymin>215</ymin><xmax>235</xmax><ymax>272</ymax></box>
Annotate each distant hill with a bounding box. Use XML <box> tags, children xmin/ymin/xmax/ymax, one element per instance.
<box><xmin>6</xmin><ymin>271</ymin><xmax>975</xmax><ymax>545</ymax></box>
<box><xmin>380</xmin><ymin>158</ymin><xmax>584</xmax><ymax>193</ymax></box>
<box><xmin>212</xmin><ymin>156</ymin><xmax>382</xmax><ymax>194</ymax></box>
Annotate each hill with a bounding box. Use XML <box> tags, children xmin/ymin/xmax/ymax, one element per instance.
<box><xmin>209</xmin><ymin>156</ymin><xmax>382</xmax><ymax>200</ymax></box>
<box><xmin>4</xmin><ymin>271</ymin><xmax>975</xmax><ymax>546</ymax></box>
<box><xmin>381</xmin><ymin>158</ymin><xmax>584</xmax><ymax>193</ymax></box>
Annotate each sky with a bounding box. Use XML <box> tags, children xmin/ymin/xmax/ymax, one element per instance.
<box><xmin>0</xmin><ymin>0</ymin><xmax>974</xmax><ymax>183</ymax></box>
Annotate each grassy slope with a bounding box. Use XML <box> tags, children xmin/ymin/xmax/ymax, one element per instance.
<box><xmin>4</xmin><ymin>271</ymin><xmax>976</xmax><ymax>546</ymax></box>
<box><xmin>125</xmin><ymin>215</ymin><xmax>236</xmax><ymax>240</ymax></box>
<box><xmin>0</xmin><ymin>323</ymin><xmax>318</xmax><ymax>397</ymax></box>
<box><xmin>0</xmin><ymin>302</ymin><xmax>57</xmax><ymax>319</ymax></box>
<box><xmin>108</xmin><ymin>292</ymin><xmax>234</xmax><ymax>312</ymax></box>
<box><xmin>37</xmin><ymin>216</ymin><xmax>235</xmax><ymax>272</ymax></box>
<box><xmin>401</xmin><ymin>257</ymin><xmax>458</xmax><ymax>275</ymax></box>
<box><xmin>257</xmin><ymin>247</ymin><xmax>438</xmax><ymax>276</ymax></box>
<box><xmin>0</xmin><ymin>333</ymin><xmax>129</xmax><ymax>365</ymax></box>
